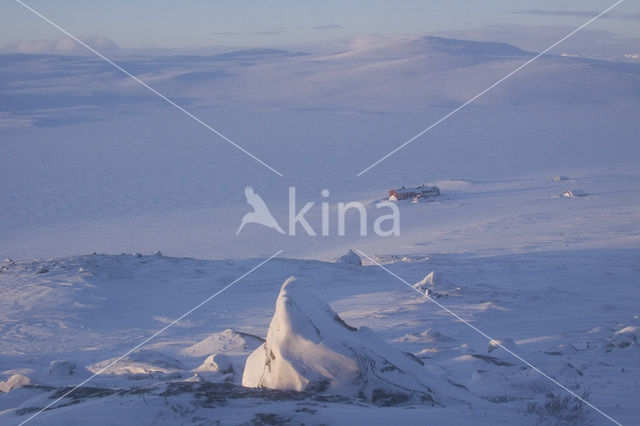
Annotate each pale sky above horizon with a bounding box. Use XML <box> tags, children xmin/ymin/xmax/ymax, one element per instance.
<box><xmin>1</xmin><ymin>0</ymin><xmax>639</xmax><ymax>54</ymax></box>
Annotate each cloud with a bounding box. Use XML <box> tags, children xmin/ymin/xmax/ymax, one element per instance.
<box><xmin>516</xmin><ymin>9</ymin><xmax>610</xmax><ymax>18</ymax></box>
<box><xmin>515</xmin><ymin>9</ymin><xmax>640</xmax><ymax>21</ymax></box>
<box><xmin>620</xmin><ymin>12</ymin><xmax>640</xmax><ymax>21</ymax></box>
<box><xmin>253</xmin><ymin>30</ymin><xmax>281</xmax><ymax>35</ymax></box>
<box><xmin>210</xmin><ymin>31</ymin><xmax>244</xmax><ymax>36</ymax></box>
<box><xmin>210</xmin><ymin>30</ymin><xmax>282</xmax><ymax>36</ymax></box>
<box><xmin>2</xmin><ymin>36</ymin><xmax>118</xmax><ymax>55</ymax></box>
<box><xmin>312</xmin><ymin>24</ymin><xmax>345</xmax><ymax>30</ymax></box>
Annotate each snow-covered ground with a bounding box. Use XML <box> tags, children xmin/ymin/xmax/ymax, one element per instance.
<box><xmin>1</xmin><ymin>249</ymin><xmax>638</xmax><ymax>424</ymax></box>
<box><xmin>2</xmin><ymin>36</ymin><xmax>639</xmax><ymax>262</ymax></box>
<box><xmin>1</xmin><ymin>35</ymin><xmax>639</xmax><ymax>424</ymax></box>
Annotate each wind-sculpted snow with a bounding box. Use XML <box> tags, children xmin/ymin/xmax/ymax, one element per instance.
<box><xmin>243</xmin><ymin>277</ymin><xmax>471</xmax><ymax>406</ymax></box>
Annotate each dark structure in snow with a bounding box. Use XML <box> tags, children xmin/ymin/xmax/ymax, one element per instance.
<box><xmin>335</xmin><ymin>249</ymin><xmax>362</xmax><ymax>266</ymax></box>
<box><xmin>562</xmin><ymin>189</ymin><xmax>587</xmax><ymax>198</ymax></box>
<box><xmin>389</xmin><ymin>184</ymin><xmax>440</xmax><ymax>201</ymax></box>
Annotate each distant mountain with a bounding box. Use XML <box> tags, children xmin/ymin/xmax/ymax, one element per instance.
<box><xmin>417</xmin><ymin>36</ymin><xmax>528</xmax><ymax>56</ymax></box>
<box><xmin>207</xmin><ymin>48</ymin><xmax>309</xmax><ymax>61</ymax></box>
<box><xmin>2</xmin><ymin>35</ymin><xmax>638</xmax><ymax>114</ymax></box>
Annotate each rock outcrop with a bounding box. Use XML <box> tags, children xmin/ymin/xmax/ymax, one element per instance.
<box><xmin>242</xmin><ymin>277</ymin><xmax>470</xmax><ymax>406</ymax></box>
<box><xmin>335</xmin><ymin>250</ymin><xmax>362</xmax><ymax>266</ymax></box>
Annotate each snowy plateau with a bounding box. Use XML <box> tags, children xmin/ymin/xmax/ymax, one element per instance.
<box><xmin>1</xmin><ymin>35</ymin><xmax>640</xmax><ymax>425</ymax></box>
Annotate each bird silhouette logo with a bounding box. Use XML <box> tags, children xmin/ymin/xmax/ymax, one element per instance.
<box><xmin>236</xmin><ymin>186</ymin><xmax>285</xmax><ymax>235</ymax></box>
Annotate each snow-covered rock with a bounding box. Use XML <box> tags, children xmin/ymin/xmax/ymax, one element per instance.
<box><xmin>181</xmin><ymin>373</ymin><xmax>204</xmax><ymax>383</ymax></box>
<box><xmin>544</xmin><ymin>344</ymin><xmax>578</xmax><ymax>356</ymax></box>
<box><xmin>488</xmin><ymin>338</ymin><xmax>518</xmax><ymax>354</ymax></box>
<box><xmin>415</xmin><ymin>271</ymin><xmax>436</xmax><ymax>290</ymax></box>
<box><xmin>394</xmin><ymin>329</ymin><xmax>453</xmax><ymax>344</ymax></box>
<box><xmin>87</xmin><ymin>350</ymin><xmax>183</xmax><ymax>376</ymax></box>
<box><xmin>242</xmin><ymin>277</ymin><xmax>470</xmax><ymax>406</ymax></box>
<box><xmin>335</xmin><ymin>250</ymin><xmax>362</xmax><ymax>266</ymax></box>
<box><xmin>193</xmin><ymin>354</ymin><xmax>234</xmax><ymax>374</ymax></box>
<box><xmin>181</xmin><ymin>329</ymin><xmax>264</xmax><ymax>357</ymax></box>
<box><xmin>608</xmin><ymin>326</ymin><xmax>637</xmax><ymax>350</ymax></box>
<box><xmin>47</xmin><ymin>360</ymin><xmax>75</xmax><ymax>376</ymax></box>
<box><xmin>413</xmin><ymin>271</ymin><xmax>456</xmax><ymax>296</ymax></box>
<box><xmin>0</xmin><ymin>374</ymin><xmax>32</xmax><ymax>393</ymax></box>
<box><xmin>425</xmin><ymin>288</ymin><xmax>442</xmax><ymax>298</ymax></box>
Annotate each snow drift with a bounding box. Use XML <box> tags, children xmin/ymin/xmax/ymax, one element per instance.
<box><xmin>87</xmin><ymin>350</ymin><xmax>184</xmax><ymax>376</ymax></box>
<box><xmin>242</xmin><ymin>277</ymin><xmax>469</xmax><ymax>406</ymax></box>
<box><xmin>181</xmin><ymin>329</ymin><xmax>264</xmax><ymax>357</ymax></box>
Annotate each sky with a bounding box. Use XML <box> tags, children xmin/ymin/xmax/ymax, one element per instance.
<box><xmin>1</xmin><ymin>0</ymin><xmax>639</xmax><ymax>55</ymax></box>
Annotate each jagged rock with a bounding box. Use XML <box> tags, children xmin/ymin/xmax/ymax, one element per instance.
<box><xmin>414</xmin><ymin>271</ymin><xmax>457</xmax><ymax>297</ymax></box>
<box><xmin>413</xmin><ymin>271</ymin><xmax>454</xmax><ymax>291</ymax></box>
<box><xmin>242</xmin><ymin>277</ymin><xmax>470</xmax><ymax>406</ymax></box>
<box><xmin>335</xmin><ymin>250</ymin><xmax>362</xmax><ymax>266</ymax></box>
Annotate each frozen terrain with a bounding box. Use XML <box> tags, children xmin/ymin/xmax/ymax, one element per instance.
<box><xmin>1</xmin><ymin>34</ymin><xmax>639</xmax><ymax>425</ymax></box>
<box><xmin>1</xmin><ymin>35</ymin><xmax>639</xmax><ymax>261</ymax></box>
<box><xmin>0</xmin><ymin>250</ymin><xmax>639</xmax><ymax>424</ymax></box>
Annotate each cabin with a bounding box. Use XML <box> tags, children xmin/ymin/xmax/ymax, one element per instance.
<box><xmin>389</xmin><ymin>184</ymin><xmax>440</xmax><ymax>201</ymax></box>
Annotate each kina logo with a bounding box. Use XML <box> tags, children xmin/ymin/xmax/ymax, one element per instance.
<box><xmin>236</xmin><ymin>186</ymin><xmax>286</xmax><ymax>235</ymax></box>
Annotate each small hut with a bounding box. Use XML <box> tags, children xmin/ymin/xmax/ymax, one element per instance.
<box><xmin>389</xmin><ymin>184</ymin><xmax>440</xmax><ymax>201</ymax></box>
